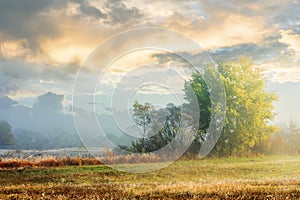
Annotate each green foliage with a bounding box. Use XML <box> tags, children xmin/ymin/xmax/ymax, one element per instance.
<box><xmin>131</xmin><ymin>101</ymin><xmax>153</xmax><ymax>152</ymax></box>
<box><xmin>184</xmin><ymin>58</ymin><xmax>278</xmax><ymax>156</ymax></box>
<box><xmin>184</xmin><ymin>72</ymin><xmax>211</xmax><ymax>141</ymax></box>
<box><xmin>132</xmin><ymin>101</ymin><xmax>152</xmax><ymax>136</ymax></box>
<box><xmin>130</xmin><ymin>103</ymin><xmax>182</xmax><ymax>153</ymax></box>
<box><xmin>0</xmin><ymin>120</ymin><xmax>14</xmax><ymax>146</ymax></box>
<box><xmin>120</xmin><ymin>58</ymin><xmax>278</xmax><ymax>157</ymax></box>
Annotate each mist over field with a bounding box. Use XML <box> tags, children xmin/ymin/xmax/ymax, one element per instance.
<box><xmin>0</xmin><ymin>0</ymin><xmax>299</xmax><ymax>152</ymax></box>
<box><xmin>0</xmin><ymin>0</ymin><xmax>300</xmax><ymax>198</ymax></box>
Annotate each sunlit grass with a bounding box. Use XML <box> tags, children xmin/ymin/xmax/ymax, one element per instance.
<box><xmin>1</xmin><ymin>155</ymin><xmax>300</xmax><ymax>198</ymax></box>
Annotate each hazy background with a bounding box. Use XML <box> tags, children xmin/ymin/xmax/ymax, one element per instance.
<box><xmin>0</xmin><ymin>0</ymin><xmax>299</xmax><ymax>149</ymax></box>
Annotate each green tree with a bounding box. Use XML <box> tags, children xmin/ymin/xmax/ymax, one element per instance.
<box><xmin>0</xmin><ymin>120</ymin><xmax>14</xmax><ymax>146</ymax></box>
<box><xmin>184</xmin><ymin>71</ymin><xmax>211</xmax><ymax>141</ymax></box>
<box><xmin>132</xmin><ymin>101</ymin><xmax>153</xmax><ymax>152</ymax></box>
<box><xmin>127</xmin><ymin>103</ymin><xmax>183</xmax><ymax>153</ymax></box>
<box><xmin>184</xmin><ymin>58</ymin><xmax>278</xmax><ymax>156</ymax></box>
<box><xmin>147</xmin><ymin>103</ymin><xmax>181</xmax><ymax>152</ymax></box>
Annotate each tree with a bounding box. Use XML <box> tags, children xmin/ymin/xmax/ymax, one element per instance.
<box><xmin>143</xmin><ymin>103</ymin><xmax>181</xmax><ymax>153</ymax></box>
<box><xmin>184</xmin><ymin>71</ymin><xmax>211</xmax><ymax>141</ymax></box>
<box><xmin>0</xmin><ymin>120</ymin><xmax>14</xmax><ymax>146</ymax></box>
<box><xmin>184</xmin><ymin>58</ymin><xmax>278</xmax><ymax>156</ymax></box>
<box><xmin>132</xmin><ymin>101</ymin><xmax>153</xmax><ymax>152</ymax></box>
<box><xmin>125</xmin><ymin>103</ymin><xmax>183</xmax><ymax>154</ymax></box>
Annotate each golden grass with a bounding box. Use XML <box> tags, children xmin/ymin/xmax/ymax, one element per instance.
<box><xmin>1</xmin><ymin>156</ymin><xmax>300</xmax><ymax>199</ymax></box>
<box><xmin>0</xmin><ymin>153</ymin><xmax>161</xmax><ymax>168</ymax></box>
<box><xmin>1</xmin><ymin>179</ymin><xmax>300</xmax><ymax>199</ymax></box>
<box><xmin>0</xmin><ymin>157</ymin><xmax>102</xmax><ymax>168</ymax></box>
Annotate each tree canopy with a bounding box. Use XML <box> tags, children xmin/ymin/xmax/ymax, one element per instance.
<box><xmin>184</xmin><ymin>58</ymin><xmax>278</xmax><ymax>156</ymax></box>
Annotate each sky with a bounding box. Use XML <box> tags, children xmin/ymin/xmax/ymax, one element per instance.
<box><xmin>0</xmin><ymin>0</ymin><xmax>300</xmax><ymax>138</ymax></box>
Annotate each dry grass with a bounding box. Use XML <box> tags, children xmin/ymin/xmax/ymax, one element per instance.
<box><xmin>0</xmin><ymin>157</ymin><xmax>103</xmax><ymax>168</ymax></box>
<box><xmin>0</xmin><ymin>153</ymin><xmax>161</xmax><ymax>169</ymax></box>
<box><xmin>1</xmin><ymin>155</ymin><xmax>300</xmax><ymax>199</ymax></box>
<box><xmin>1</xmin><ymin>180</ymin><xmax>300</xmax><ymax>199</ymax></box>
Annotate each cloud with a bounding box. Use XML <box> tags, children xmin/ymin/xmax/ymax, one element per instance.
<box><xmin>0</xmin><ymin>0</ymin><xmax>66</xmax><ymax>64</ymax></box>
<box><xmin>0</xmin><ymin>0</ymin><xmax>144</xmax><ymax>66</ymax></box>
<box><xmin>0</xmin><ymin>39</ymin><xmax>30</xmax><ymax>60</ymax></box>
<box><xmin>105</xmin><ymin>0</ymin><xmax>143</xmax><ymax>25</ymax></box>
<box><xmin>0</xmin><ymin>0</ymin><xmax>300</xmax><ymax>125</ymax></box>
<box><xmin>0</xmin><ymin>0</ymin><xmax>60</xmax><ymax>38</ymax></box>
<box><xmin>162</xmin><ymin>8</ymin><xmax>272</xmax><ymax>50</ymax></box>
<box><xmin>0</xmin><ymin>58</ymin><xmax>80</xmax><ymax>104</ymax></box>
<box><xmin>0</xmin><ymin>92</ymin><xmax>76</xmax><ymax>134</ymax></box>
<box><xmin>279</xmin><ymin>30</ymin><xmax>300</xmax><ymax>56</ymax></box>
<box><xmin>0</xmin><ymin>96</ymin><xmax>17</xmax><ymax>108</ymax></box>
<box><xmin>75</xmin><ymin>0</ymin><xmax>107</xmax><ymax>19</ymax></box>
<box><xmin>0</xmin><ymin>76</ymin><xmax>19</xmax><ymax>97</ymax></box>
<box><xmin>33</xmin><ymin>92</ymin><xmax>64</xmax><ymax>113</ymax></box>
<box><xmin>255</xmin><ymin>61</ymin><xmax>300</xmax><ymax>83</ymax></box>
<box><xmin>267</xmin><ymin>0</ymin><xmax>300</xmax><ymax>29</ymax></box>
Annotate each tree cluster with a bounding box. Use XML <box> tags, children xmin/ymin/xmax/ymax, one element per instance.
<box><xmin>120</xmin><ymin>102</ymin><xmax>183</xmax><ymax>154</ymax></box>
<box><xmin>122</xmin><ymin>58</ymin><xmax>278</xmax><ymax>157</ymax></box>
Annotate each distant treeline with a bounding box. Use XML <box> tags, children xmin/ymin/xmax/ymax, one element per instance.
<box><xmin>256</xmin><ymin>121</ymin><xmax>300</xmax><ymax>156</ymax></box>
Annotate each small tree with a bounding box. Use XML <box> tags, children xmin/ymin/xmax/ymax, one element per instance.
<box><xmin>0</xmin><ymin>120</ymin><xmax>14</xmax><ymax>146</ymax></box>
<box><xmin>130</xmin><ymin>103</ymin><xmax>182</xmax><ymax>153</ymax></box>
<box><xmin>132</xmin><ymin>101</ymin><xmax>152</xmax><ymax>152</ymax></box>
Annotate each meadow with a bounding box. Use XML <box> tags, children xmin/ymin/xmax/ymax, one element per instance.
<box><xmin>1</xmin><ymin>155</ymin><xmax>300</xmax><ymax>199</ymax></box>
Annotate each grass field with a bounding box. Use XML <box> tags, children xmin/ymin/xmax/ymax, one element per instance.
<box><xmin>1</xmin><ymin>155</ymin><xmax>300</xmax><ymax>199</ymax></box>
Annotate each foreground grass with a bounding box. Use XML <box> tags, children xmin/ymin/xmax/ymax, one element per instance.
<box><xmin>1</xmin><ymin>155</ymin><xmax>300</xmax><ymax>199</ymax></box>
